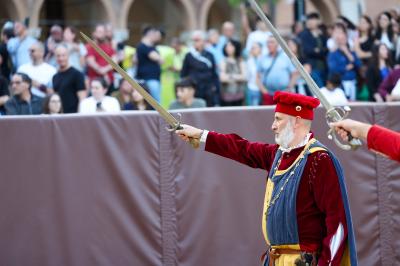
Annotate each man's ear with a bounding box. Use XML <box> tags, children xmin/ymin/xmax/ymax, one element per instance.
<box><xmin>294</xmin><ymin>116</ymin><xmax>302</xmax><ymax>129</ymax></box>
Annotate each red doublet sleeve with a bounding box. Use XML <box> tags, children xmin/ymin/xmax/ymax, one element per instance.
<box><xmin>367</xmin><ymin>125</ymin><xmax>400</xmax><ymax>162</ymax></box>
<box><xmin>308</xmin><ymin>152</ymin><xmax>347</xmax><ymax>266</ymax></box>
<box><xmin>205</xmin><ymin>131</ymin><xmax>278</xmax><ymax>170</ymax></box>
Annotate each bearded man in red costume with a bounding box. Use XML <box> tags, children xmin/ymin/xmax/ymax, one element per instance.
<box><xmin>176</xmin><ymin>91</ymin><xmax>358</xmax><ymax>266</ymax></box>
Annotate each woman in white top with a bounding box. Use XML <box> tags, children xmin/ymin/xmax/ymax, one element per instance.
<box><xmin>79</xmin><ymin>78</ymin><xmax>120</xmax><ymax>113</ymax></box>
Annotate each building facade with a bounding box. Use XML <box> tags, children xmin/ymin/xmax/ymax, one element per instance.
<box><xmin>0</xmin><ymin>0</ymin><xmax>399</xmax><ymax>43</ymax></box>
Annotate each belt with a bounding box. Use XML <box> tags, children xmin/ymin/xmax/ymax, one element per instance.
<box><xmin>263</xmin><ymin>247</ymin><xmax>318</xmax><ymax>266</ymax></box>
<box><xmin>269</xmin><ymin>248</ymin><xmax>301</xmax><ymax>266</ymax></box>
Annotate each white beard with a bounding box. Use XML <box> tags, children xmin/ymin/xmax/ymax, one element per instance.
<box><xmin>275</xmin><ymin>119</ymin><xmax>295</xmax><ymax>148</ymax></box>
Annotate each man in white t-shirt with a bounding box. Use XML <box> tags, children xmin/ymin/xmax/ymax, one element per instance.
<box><xmin>79</xmin><ymin>77</ymin><xmax>120</xmax><ymax>113</ymax></box>
<box><xmin>17</xmin><ymin>41</ymin><xmax>57</xmax><ymax>97</ymax></box>
<box><xmin>320</xmin><ymin>73</ymin><xmax>348</xmax><ymax>106</ymax></box>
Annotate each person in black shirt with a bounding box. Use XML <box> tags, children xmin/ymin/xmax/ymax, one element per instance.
<box><xmin>0</xmin><ymin>73</ymin><xmax>9</xmax><ymax>115</ymax></box>
<box><xmin>5</xmin><ymin>72</ymin><xmax>43</xmax><ymax>115</ymax></box>
<box><xmin>51</xmin><ymin>45</ymin><xmax>86</xmax><ymax>113</ymax></box>
<box><xmin>135</xmin><ymin>26</ymin><xmax>162</xmax><ymax>103</ymax></box>
<box><xmin>298</xmin><ymin>13</ymin><xmax>328</xmax><ymax>87</ymax></box>
<box><xmin>181</xmin><ymin>30</ymin><xmax>220</xmax><ymax>107</ymax></box>
<box><xmin>0</xmin><ymin>27</ymin><xmax>13</xmax><ymax>81</ymax></box>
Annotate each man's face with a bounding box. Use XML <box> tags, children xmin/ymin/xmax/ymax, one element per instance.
<box><xmin>176</xmin><ymin>87</ymin><xmax>194</xmax><ymax>102</ymax></box>
<box><xmin>29</xmin><ymin>43</ymin><xmax>44</xmax><ymax>61</ymax></box>
<box><xmin>55</xmin><ymin>46</ymin><xmax>69</xmax><ymax>69</ymax></box>
<box><xmin>11</xmin><ymin>74</ymin><xmax>29</xmax><ymax>95</ymax></box>
<box><xmin>152</xmin><ymin>30</ymin><xmax>162</xmax><ymax>44</ymax></box>
<box><xmin>14</xmin><ymin>22</ymin><xmax>24</xmax><ymax>36</ymax></box>
<box><xmin>306</xmin><ymin>18</ymin><xmax>320</xmax><ymax>30</ymax></box>
<box><xmin>222</xmin><ymin>22</ymin><xmax>235</xmax><ymax>38</ymax></box>
<box><xmin>94</xmin><ymin>25</ymin><xmax>106</xmax><ymax>42</ymax></box>
<box><xmin>192</xmin><ymin>35</ymin><xmax>204</xmax><ymax>51</ymax></box>
<box><xmin>271</xmin><ymin>112</ymin><xmax>295</xmax><ymax>148</ymax></box>
<box><xmin>208</xmin><ymin>31</ymin><xmax>219</xmax><ymax>44</ymax></box>
<box><xmin>267</xmin><ymin>37</ymin><xmax>278</xmax><ymax>54</ymax></box>
<box><xmin>51</xmin><ymin>28</ymin><xmax>63</xmax><ymax>42</ymax></box>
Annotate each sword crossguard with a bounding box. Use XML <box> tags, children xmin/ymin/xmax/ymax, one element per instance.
<box><xmin>165</xmin><ymin>113</ymin><xmax>200</xmax><ymax>149</ymax></box>
<box><xmin>326</xmin><ymin>107</ymin><xmax>362</xmax><ymax>151</ymax></box>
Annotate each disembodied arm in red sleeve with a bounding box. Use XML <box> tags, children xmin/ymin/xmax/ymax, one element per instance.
<box><xmin>331</xmin><ymin>119</ymin><xmax>400</xmax><ymax>162</ymax></box>
<box><xmin>311</xmin><ymin>152</ymin><xmax>348</xmax><ymax>266</ymax></box>
<box><xmin>367</xmin><ymin>125</ymin><xmax>400</xmax><ymax>162</ymax></box>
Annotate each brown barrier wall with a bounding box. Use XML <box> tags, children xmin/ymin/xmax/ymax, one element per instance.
<box><xmin>0</xmin><ymin>104</ymin><xmax>399</xmax><ymax>266</ymax></box>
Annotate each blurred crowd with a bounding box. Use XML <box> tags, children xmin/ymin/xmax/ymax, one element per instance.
<box><xmin>0</xmin><ymin>5</ymin><xmax>400</xmax><ymax>116</ymax></box>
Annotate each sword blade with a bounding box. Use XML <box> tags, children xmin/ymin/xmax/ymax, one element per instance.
<box><xmin>80</xmin><ymin>32</ymin><xmax>179</xmax><ymax>128</ymax></box>
<box><xmin>248</xmin><ymin>0</ymin><xmax>336</xmax><ymax>115</ymax></box>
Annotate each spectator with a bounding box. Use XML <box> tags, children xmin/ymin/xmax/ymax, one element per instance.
<box><xmin>246</xmin><ymin>42</ymin><xmax>262</xmax><ymax>105</ymax></box>
<box><xmin>5</xmin><ymin>72</ymin><xmax>43</xmax><ymax>115</ymax></box>
<box><xmin>181</xmin><ymin>30</ymin><xmax>220</xmax><ymax>107</ymax></box>
<box><xmin>42</xmin><ymin>93</ymin><xmax>63</xmax><ymax>114</ymax></box>
<box><xmin>374</xmin><ymin>12</ymin><xmax>396</xmax><ymax>51</ymax></box>
<box><xmin>298</xmin><ymin>12</ymin><xmax>328</xmax><ymax>87</ymax></box>
<box><xmin>170</xmin><ymin>37</ymin><xmax>188</xmax><ymax>80</ymax></box>
<box><xmin>158</xmin><ymin>30</ymin><xmax>179</xmax><ymax>108</ymax></box>
<box><xmin>337</xmin><ymin>15</ymin><xmax>358</xmax><ymax>45</ymax></box>
<box><xmin>219</xmin><ymin>39</ymin><xmax>246</xmax><ymax>106</ymax></box>
<box><xmin>1</xmin><ymin>26</ymin><xmax>13</xmax><ymax>80</ymax></box>
<box><xmin>18</xmin><ymin>41</ymin><xmax>57</xmax><ymax>97</ymax></box>
<box><xmin>169</xmin><ymin>77</ymin><xmax>206</xmax><ymax>109</ymax></box>
<box><xmin>0</xmin><ymin>70</ymin><xmax>9</xmax><ymax>115</ymax></box>
<box><xmin>7</xmin><ymin>20</ymin><xmax>37</xmax><ymax>71</ymax></box>
<box><xmin>104</xmin><ymin>23</ymin><xmax>118</xmax><ymax>51</ymax></box>
<box><xmin>378</xmin><ymin>67</ymin><xmax>400</xmax><ymax>101</ymax></box>
<box><xmin>219</xmin><ymin>21</ymin><xmax>240</xmax><ymax>48</ymax></box>
<box><xmin>44</xmin><ymin>25</ymin><xmax>63</xmax><ymax>67</ymax></box>
<box><xmin>291</xmin><ymin>21</ymin><xmax>304</xmax><ymax>36</ymax></box>
<box><xmin>394</xmin><ymin>17</ymin><xmax>400</xmax><ymax>64</ymax></box>
<box><xmin>287</xmin><ymin>37</ymin><xmax>312</xmax><ymax>97</ymax></box>
<box><xmin>327</xmin><ymin>23</ymin><xmax>361</xmax><ymax>101</ymax></box>
<box><xmin>79</xmin><ymin>77</ymin><xmax>120</xmax><ymax>113</ymax></box>
<box><xmin>216</xmin><ymin>22</ymin><xmax>241</xmax><ymax>65</ymax></box>
<box><xmin>320</xmin><ymin>73</ymin><xmax>348</xmax><ymax>106</ymax></box>
<box><xmin>86</xmin><ymin>24</ymin><xmax>116</xmax><ymax>90</ymax></box>
<box><xmin>354</xmin><ymin>15</ymin><xmax>374</xmax><ymax>64</ymax></box>
<box><xmin>63</xmin><ymin>26</ymin><xmax>87</xmax><ymax>73</ymax></box>
<box><xmin>130</xmin><ymin>82</ymin><xmax>152</xmax><ymax>111</ymax></box>
<box><xmin>244</xmin><ymin>17</ymin><xmax>271</xmax><ymax>57</ymax></box>
<box><xmin>205</xmin><ymin>29</ymin><xmax>223</xmax><ymax>68</ymax></box>
<box><xmin>366</xmin><ymin>43</ymin><xmax>394</xmax><ymax>102</ymax></box>
<box><xmin>256</xmin><ymin>36</ymin><xmax>297</xmax><ymax>104</ymax></box>
<box><xmin>117</xmin><ymin>41</ymin><xmax>136</xmax><ymax>75</ymax></box>
<box><xmin>111</xmin><ymin>78</ymin><xmax>136</xmax><ymax>110</ymax></box>
<box><xmin>52</xmin><ymin>45</ymin><xmax>87</xmax><ymax>113</ymax></box>
<box><xmin>135</xmin><ymin>26</ymin><xmax>163</xmax><ymax>103</ymax></box>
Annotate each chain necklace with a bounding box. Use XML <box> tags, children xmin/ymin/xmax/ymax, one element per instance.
<box><xmin>265</xmin><ymin>157</ymin><xmax>301</xmax><ymax>215</ymax></box>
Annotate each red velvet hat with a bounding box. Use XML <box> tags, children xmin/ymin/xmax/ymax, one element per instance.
<box><xmin>273</xmin><ymin>91</ymin><xmax>320</xmax><ymax>120</ymax></box>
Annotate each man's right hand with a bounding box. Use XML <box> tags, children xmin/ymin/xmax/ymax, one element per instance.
<box><xmin>330</xmin><ymin>119</ymin><xmax>372</xmax><ymax>142</ymax></box>
<box><xmin>175</xmin><ymin>124</ymin><xmax>203</xmax><ymax>143</ymax></box>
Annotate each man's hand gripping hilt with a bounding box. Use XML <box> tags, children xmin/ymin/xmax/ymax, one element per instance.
<box><xmin>326</xmin><ymin>106</ymin><xmax>362</xmax><ymax>151</ymax></box>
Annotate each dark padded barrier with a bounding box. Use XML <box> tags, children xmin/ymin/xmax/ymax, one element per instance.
<box><xmin>0</xmin><ymin>103</ymin><xmax>399</xmax><ymax>265</ymax></box>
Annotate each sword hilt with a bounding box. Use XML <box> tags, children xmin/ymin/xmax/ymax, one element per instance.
<box><xmin>326</xmin><ymin>107</ymin><xmax>362</xmax><ymax>150</ymax></box>
<box><xmin>166</xmin><ymin>113</ymin><xmax>200</xmax><ymax>149</ymax></box>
